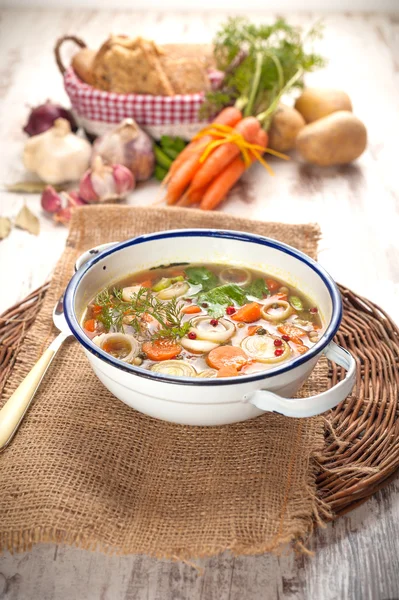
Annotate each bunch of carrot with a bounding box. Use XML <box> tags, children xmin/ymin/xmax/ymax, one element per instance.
<box><xmin>164</xmin><ymin>107</ymin><xmax>278</xmax><ymax>211</ymax></box>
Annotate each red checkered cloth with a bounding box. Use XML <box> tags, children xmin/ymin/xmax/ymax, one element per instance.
<box><xmin>64</xmin><ymin>67</ymin><xmax>221</xmax><ymax>127</ymax></box>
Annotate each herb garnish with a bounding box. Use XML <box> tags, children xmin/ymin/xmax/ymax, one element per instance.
<box><xmin>198</xmin><ymin>283</ymin><xmax>248</xmax><ymax>318</ymax></box>
<box><xmin>95</xmin><ymin>287</ymin><xmax>190</xmax><ymax>340</ymax></box>
<box><xmin>185</xmin><ymin>266</ymin><xmax>219</xmax><ymax>292</ymax></box>
<box><xmin>202</xmin><ymin>17</ymin><xmax>325</xmax><ymax>125</ymax></box>
<box><xmin>245</xmin><ymin>278</ymin><xmax>270</xmax><ymax>299</ymax></box>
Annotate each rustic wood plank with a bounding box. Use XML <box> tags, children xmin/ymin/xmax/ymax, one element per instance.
<box><xmin>1</xmin><ymin>478</ymin><xmax>399</xmax><ymax>600</ymax></box>
<box><xmin>0</xmin><ymin>8</ymin><xmax>399</xmax><ymax>600</ymax></box>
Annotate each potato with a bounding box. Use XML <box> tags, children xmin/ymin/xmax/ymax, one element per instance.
<box><xmin>295</xmin><ymin>88</ymin><xmax>352</xmax><ymax>123</ymax></box>
<box><xmin>296</xmin><ymin>111</ymin><xmax>367</xmax><ymax>166</ymax></box>
<box><xmin>267</xmin><ymin>104</ymin><xmax>305</xmax><ymax>152</ymax></box>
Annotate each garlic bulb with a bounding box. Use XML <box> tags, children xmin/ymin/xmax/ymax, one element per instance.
<box><xmin>23</xmin><ymin>118</ymin><xmax>91</xmax><ymax>184</ymax></box>
<box><xmin>79</xmin><ymin>156</ymin><xmax>135</xmax><ymax>203</ymax></box>
<box><xmin>92</xmin><ymin>118</ymin><xmax>155</xmax><ymax>182</ymax></box>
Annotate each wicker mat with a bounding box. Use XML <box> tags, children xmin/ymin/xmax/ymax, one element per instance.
<box><xmin>0</xmin><ymin>206</ymin><xmax>376</xmax><ymax>559</ymax></box>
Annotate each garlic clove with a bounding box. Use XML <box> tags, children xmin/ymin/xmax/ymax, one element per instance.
<box><xmin>41</xmin><ymin>185</ymin><xmax>62</xmax><ymax>214</ymax></box>
<box><xmin>112</xmin><ymin>163</ymin><xmax>135</xmax><ymax>195</ymax></box>
<box><xmin>67</xmin><ymin>190</ymin><xmax>86</xmax><ymax>207</ymax></box>
<box><xmin>79</xmin><ymin>170</ymin><xmax>99</xmax><ymax>202</ymax></box>
<box><xmin>53</xmin><ymin>207</ymin><xmax>72</xmax><ymax>225</ymax></box>
<box><xmin>53</xmin><ymin>191</ymin><xmax>85</xmax><ymax>224</ymax></box>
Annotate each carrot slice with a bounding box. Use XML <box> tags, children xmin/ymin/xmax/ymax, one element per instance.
<box><xmin>217</xmin><ymin>365</ymin><xmax>239</xmax><ymax>378</ymax></box>
<box><xmin>277</xmin><ymin>324</ymin><xmax>306</xmax><ymax>339</ymax></box>
<box><xmin>91</xmin><ymin>304</ymin><xmax>102</xmax><ymax>316</ymax></box>
<box><xmin>207</xmin><ymin>345</ymin><xmax>248</xmax><ymax>370</ymax></box>
<box><xmin>231</xmin><ymin>302</ymin><xmax>262</xmax><ymax>323</ymax></box>
<box><xmin>266</xmin><ymin>278</ymin><xmax>280</xmax><ymax>293</ymax></box>
<box><xmin>137</xmin><ymin>279</ymin><xmax>152</xmax><ymax>288</ymax></box>
<box><xmin>142</xmin><ymin>338</ymin><xmax>181</xmax><ymax>361</ymax></box>
<box><xmin>181</xmin><ymin>305</ymin><xmax>202</xmax><ymax>315</ymax></box>
<box><xmin>84</xmin><ymin>319</ymin><xmax>96</xmax><ymax>332</ymax></box>
<box><xmin>296</xmin><ymin>345</ymin><xmax>308</xmax><ymax>355</ymax></box>
<box><xmin>247</xmin><ymin>325</ymin><xmax>261</xmax><ymax>336</ymax></box>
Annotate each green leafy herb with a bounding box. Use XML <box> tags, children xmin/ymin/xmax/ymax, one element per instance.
<box><xmin>202</xmin><ymin>17</ymin><xmax>325</xmax><ymax>125</ymax></box>
<box><xmin>198</xmin><ymin>283</ymin><xmax>248</xmax><ymax>317</ymax></box>
<box><xmin>245</xmin><ymin>278</ymin><xmax>270</xmax><ymax>299</ymax></box>
<box><xmin>185</xmin><ymin>266</ymin><xmax>219</xmax><ymax>292</ymax></box>
<box><xmin>94</xmin><ymin>287</ymin><xmax>189</xmax><ymax>340</ymax></box>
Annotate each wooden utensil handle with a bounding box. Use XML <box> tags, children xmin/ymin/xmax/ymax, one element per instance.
<box><xmin>0</xmin><ymin>334</ymin><xmax>67</xmax><ymax>450</ymax></box>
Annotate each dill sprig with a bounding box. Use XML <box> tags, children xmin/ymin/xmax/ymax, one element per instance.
<box><xmin>202</xmin><ymin>17</ymin><xmax>325</xmax><ymax>125</ymax></box>
<box><xmin>94</xmin><ymin>287</ymin><xmax>190</xmax><ymax>341</ymax></box>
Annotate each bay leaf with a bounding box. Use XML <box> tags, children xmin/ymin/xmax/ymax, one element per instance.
<box><xmin>6</xmin><ymin>181</ymin><xmax>64</xmax><ymax>194</ymax></box>
<box><xmin>0</xmin><ymin>217</ymin><xmax>12</xmax><ymax>240</ymax></box>
<box><xmin>15</xmin><ymin>205</ymin><xmax>40</xmax><ymax>236</ymax></box>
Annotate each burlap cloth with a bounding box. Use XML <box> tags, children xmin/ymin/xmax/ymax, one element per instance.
<box><xmin>0</xmin><ymin>206</ymin><xmax>330</xmax><ymax>559</ymax></box>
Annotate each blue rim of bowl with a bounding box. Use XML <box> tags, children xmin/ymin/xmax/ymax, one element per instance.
<box><xmin>64</xmin><ymin>229</ymin><xmax>343</xmax><ymax>386</ymax></box>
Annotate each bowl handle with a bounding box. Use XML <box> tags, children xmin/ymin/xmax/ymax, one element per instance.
<box><xmin>74</xmin><ymin>242</ymin><xmax>119</xmax><ymax>272</ymax></box>
<box><xmin>244</xmin><ymin>342</ymin><xmax>356</xmax><ymax>418</ymax></box>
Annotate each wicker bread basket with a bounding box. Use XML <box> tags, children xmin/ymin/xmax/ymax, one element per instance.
<box><xmin>55</xmin><ymin>36</ymin><xmax>219</xmax><ymax>140</ymax></box>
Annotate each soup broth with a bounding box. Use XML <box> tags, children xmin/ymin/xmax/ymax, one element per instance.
<box><xmin>82</xmin><ymin>263</ymin><xmax>323</xmax><ymax>378</ymax></box>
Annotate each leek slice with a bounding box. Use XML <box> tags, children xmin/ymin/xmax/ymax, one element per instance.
<box><xmin>93</xmin><ymin>332</ymin><xmax>139</xmax><ymax>363</ymax></box>
<box><xmin>197</xmin><ymin>369</ymin><xmax>218</xmax><ymax>378</ymax></box>
<box><xmin>190</xmin><ymin>316</ymin><xmax>235</xmax><ymax>343</ymax></box>
<box><xmin>289</xmin><ymin>295</ymin><xmax>304</xmax><ymax>311</ymax></box>
<box><xmin>150</xmin><ymin>360</ymin><xmax>196</xmax><ymax>377</ymax></box>
<box><xmin>241</xmin><ymin>335</ymin><xmax>291</xmax><ymax>364</ymax></box>
<box><xmin>180</xmin><ymin>337</ymin><xmax>220</xmax><ymax>354</ymax></box>
<box><xmin>157</xmin><ymin>281</ymin><xmax>189</xmax><ymax>300</ymax></box>
<box><xmin>122</xmin><ymin>285</ymin><xmax>142</xmax><ymax>302</ymax></box>
<box><xmin>261</xmin><ymin>299</ymin><xmax>293</xmax><ymax>322</ymax></box>
<box><xmin>219</xmin><ymin>267</ymin><xmax>252</xmax><ymax>287</ymax></box>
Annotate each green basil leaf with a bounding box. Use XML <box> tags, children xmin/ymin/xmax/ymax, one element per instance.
<box><xmin>185</xmin><ymin>267</ymin><xmax>219</xmax><ymax>292</ymax></box>
<box><xmin>245</xmin><ymin>278</ymin><xmax>270</xmax><ymax>299</ymax></box>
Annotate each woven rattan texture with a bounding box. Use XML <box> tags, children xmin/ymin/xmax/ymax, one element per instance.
<box><xmin>316</xmin><ymin>288</ymin><xmax>399</xmax><ymax>515</ymax></box>
<box><xmin>0</xmin><ymin>206</ymin><xmax>362</xmax><ymax>558</ymax></box>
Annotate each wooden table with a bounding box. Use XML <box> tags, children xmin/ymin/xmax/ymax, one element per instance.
<box><xmin>0</xmin><ymin>8</ymin><xmax>399</xmax><ymax>600</ymax></box>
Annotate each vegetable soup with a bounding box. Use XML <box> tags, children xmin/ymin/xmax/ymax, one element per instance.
<box><xmin>82</xmin><ymin>263</ymin><xmax>324</xmax><ymax>378</ymax></box>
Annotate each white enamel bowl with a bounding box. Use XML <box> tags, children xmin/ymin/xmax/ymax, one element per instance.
<box><xmin>64</xmin><ymin>229</ymin><xmax>356</xmax><ymax>426</ymax></box>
